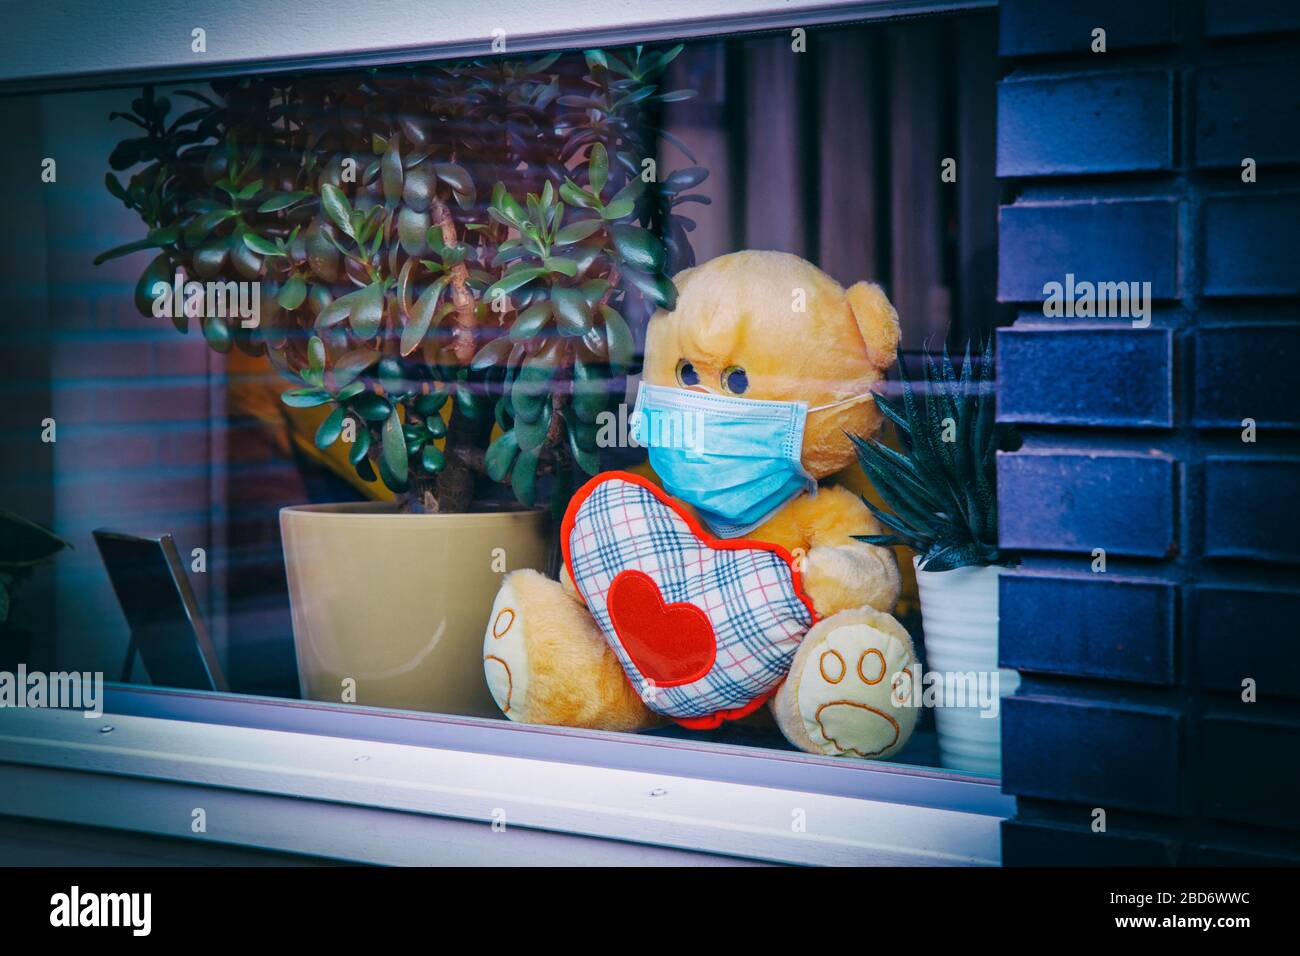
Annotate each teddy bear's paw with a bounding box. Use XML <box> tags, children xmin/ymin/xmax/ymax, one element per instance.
<box><xmin>803</xmin><ymin>542</ymin><xmax>902</xmax><ymax>617</ymax></box>
<box><xmin>482</xmin><ymin>568</ymin><xmax>660</xmax><ymax>732</ymax></box>
<box><xmin>773</xmin><ymin>608</ymin><xmax>918</xmax><ymax>759</ymax></box>
<box><xmin>483</xmin><ymin>573</ymin><xmax>531</xmax><ymax>720</ymax></box>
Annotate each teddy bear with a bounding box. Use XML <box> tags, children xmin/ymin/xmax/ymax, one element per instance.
<box><xmin>482</xmin><ymin>250</ymin><xmax>918</xmax><ymax>760</ymax></box>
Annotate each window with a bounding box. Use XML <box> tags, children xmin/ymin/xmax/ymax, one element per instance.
<box><xmin>0</xmin><ymin>3</ymin><xmax>1010</xmax><ymax>825</ymax></box>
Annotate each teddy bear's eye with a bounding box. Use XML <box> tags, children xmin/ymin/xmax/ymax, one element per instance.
<box><xmin>676</xmin><ymin>359</ymin><xmax>700</xmax><ymax>387</ymax></box>
<box><xmin>722</xmin><ymin>366</ymin><xmax>749</xmax><ymax>394</ymax></box>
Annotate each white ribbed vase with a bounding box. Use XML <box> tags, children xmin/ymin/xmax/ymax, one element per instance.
<box><xmin>913</xmin><ymin>558</ymin><xmax>1020</xmax><ymax>777</ymax></box>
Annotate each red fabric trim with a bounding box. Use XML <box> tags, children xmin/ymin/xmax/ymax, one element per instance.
<box><xmin>560</xmin><ymin>470</ymin><xmax>819</xmax><ymax>727</ymax></box>
<box><xmin>671</xmin><ymin>689</ymin><xmax>776</xmax><ymax>730</ymax></box>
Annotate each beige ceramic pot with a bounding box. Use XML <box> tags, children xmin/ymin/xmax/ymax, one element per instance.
<box><xmin>281</xmin><ymin>501</ymin><xmax>549</xmax><ymax>716</ymax></box>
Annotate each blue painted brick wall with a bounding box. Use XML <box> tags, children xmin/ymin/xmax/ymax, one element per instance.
<box><xmin>998</xmin><ymin>71</ymin><xmax>1173</xmax><ymax>176</ymax></box>
<box><xmin>1194</xmin><ymin>325</ymin><xmax>1300</xmax><ymax>429</ymax></box>
<box><xmin>1192</xmin><ymin>586</ymin><xmax>1300</xmax><ymax>699</ymax></box>
<box><xmin>1185</xmin><ymin>843</ymin><xmax>1300</xmax><ymax>867</ymax></box>
<box><xmin>1202</xmin><ymin>194</ymin><xmax>1300</xmax><ymax>296</ymax></box>
<box><xmin>999</xmin><ymin>0</ymin><xmax>1176</xmax><ymax>57</ymax></box>
<box><xmin>997</xmin><ymin>0</ymin><xmax>1300</xmax><ymax>864</ymax></box>
<box><xmin>997</xmin><ymin>325</ymin><xmax>1173</xmax><ymax>426</ymax></box>
<box><xmin>1203</xmin><ymin>457</ymin><xmax>1300</xmax><ymax>563</ymax></box>
<box><xmin>1003</xmin><ymin>819</ymin><xmax>1178</xmax><ymax>866</ymax></box>
<box><xmin>998</xmin><ymin>200</ymin><xmax>1179</xmax><ymax>302</ymax></box>
<box><xmin>1204</xmin><ymin>0</ymin><xmax>1300</xmax><ymax>38</ymax></box>
<box><xmin>1195</xmin><ymin>61</ymin><xmax>1300</xmax><ymax>168</ymax></box>
<box><xmin>1002</xmin><ymin>695</ymin><xmax>1182</xmax><ymax>814</ymax></box>
<box><xmin>1197</xmin><ymin>715</ymin><xmax>1300</xmax><ymax>832</ymax></box>
<box><xmin>1000</xmin><ymin>573</ymin><xmax>1175</xmax><ymax>684</ymax></box>
<box><xmin>998</xmin><ymin>450</ymin><xmax>1176</xmax><ymax>557</ymax></box>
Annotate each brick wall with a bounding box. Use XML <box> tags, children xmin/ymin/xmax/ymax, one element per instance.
<box><xmin>994</xmin><ymin>0</ymin><xmax>1300</xmax><ymax>864</ymax></box>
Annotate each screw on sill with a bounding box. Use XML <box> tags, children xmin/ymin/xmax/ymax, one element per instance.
<box><xmin>99</xmin><ymin>725</ymin><xmax>114</xmax><ymax>734</ymax></box>
<box><xmin>649</xmin><ymin>787</ymin><xmax>668</xmax><ymax>797</ymax></box>
<box><xmin>354</xmin><ymin>755</ymin><xmax>370</xmax><ymax>762</ymax></box>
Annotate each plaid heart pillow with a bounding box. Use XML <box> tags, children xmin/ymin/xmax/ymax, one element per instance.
<box><xmin>562</xmin><ymin>472</ymin><xmax>817</xmax><ymax>727</ymax></box>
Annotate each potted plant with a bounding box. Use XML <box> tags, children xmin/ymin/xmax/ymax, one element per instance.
<box><xmin>97</xmin><ymin>48</ymin><xmax>707</xmax><ymax>714</ymax></box>
<box><xmin>850</xmin><ymin>343</ymin><xmax>1017</xmax><ymax>775</ymax></box>
<box><xmin>0</xmin><ymin>512</ymin><xmax>72</xmax><ymax>672</ymax></box>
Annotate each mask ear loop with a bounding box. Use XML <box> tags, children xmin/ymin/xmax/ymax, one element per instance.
<box><xmin>807</xmin><ymin>391</ymin><xmax>878</xmax><ymax>414</ymax></box>
<box><xmin>794</xmin><ymin>391</ymin><xmax>877</xmax><ymax>501</ymax></box>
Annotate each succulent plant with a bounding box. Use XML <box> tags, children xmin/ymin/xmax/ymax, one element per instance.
<box><xmin>97</xmin><ymin>46</ymin><xmax>707</xmax><ymax>515</ymax></box>
<box><xmin>850</xmin><ymin>343</ymin><xmax>1002</xmax><ymax>571</ymax></box>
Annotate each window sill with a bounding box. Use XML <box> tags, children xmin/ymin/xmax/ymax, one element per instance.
<box><xmin>0</xmin><ymin>687</ymin><xmax>1007</xmax><ymax>866</ymax></box>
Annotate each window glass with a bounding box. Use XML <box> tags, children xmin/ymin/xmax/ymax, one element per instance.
<box><xmin>0</xmin><ymin>12</ymin><xmax>1010</xmax><ymax>778</ymax></box>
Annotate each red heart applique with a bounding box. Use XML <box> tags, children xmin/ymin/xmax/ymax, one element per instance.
<box><xmin>606</xmin><ymin>569</ymin><xmax>717</xmax><ymax>687</ymax></box>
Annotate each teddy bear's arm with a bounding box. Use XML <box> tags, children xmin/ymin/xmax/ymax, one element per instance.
<box><xmin>759</xmin><ymin>485</ymin><xmax>902</xmax><ymax>616</ymax></box>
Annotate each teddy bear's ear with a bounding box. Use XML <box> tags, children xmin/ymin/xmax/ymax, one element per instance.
<box><xmin>845</xmin><ymin>281</ymin><xmax>901</xmax><ymax>371</ymax></box>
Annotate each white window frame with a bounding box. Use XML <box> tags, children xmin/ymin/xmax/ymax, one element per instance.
<box><xmin>0</xmin><ymin>689</ymin><xmax>1007</xmax><ymax>865</ymax></box>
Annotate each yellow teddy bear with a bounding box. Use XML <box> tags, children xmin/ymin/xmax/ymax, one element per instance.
<box><xmin>482</xmin><ymin>250</ymin><xmax>918</xmax><ymax>759</ymax></box>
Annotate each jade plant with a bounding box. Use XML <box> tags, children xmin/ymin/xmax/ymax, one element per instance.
<box><xmin>850</xmin><ymin>343</ymin><xmax>1002</xmax><ymax>571</ymax></box>
<box><xmin>97</xmin><ymin>47</ymin><xmax>707</xmax><ymax>514</ymax></box>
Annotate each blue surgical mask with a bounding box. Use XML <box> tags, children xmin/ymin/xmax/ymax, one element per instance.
<box><xmin>630</xmin><ymin>381</ymin><xmax>872</xmax><ymax>538</ymax></box>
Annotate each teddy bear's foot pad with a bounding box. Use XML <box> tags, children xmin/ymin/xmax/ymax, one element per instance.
<box><xmin>481</xmin><ymin>569</ymin><xmax>662</xmax><ymax>732</ymax></box>
<box><xmin>773</xmin><ymin>607</ymin><xmax>918</xmax><ymax>759</ymax></box>
<box><xmin>484</xmin><ymin>574</ymin><xmax>530</xmax><ymax>718</ymax></box>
